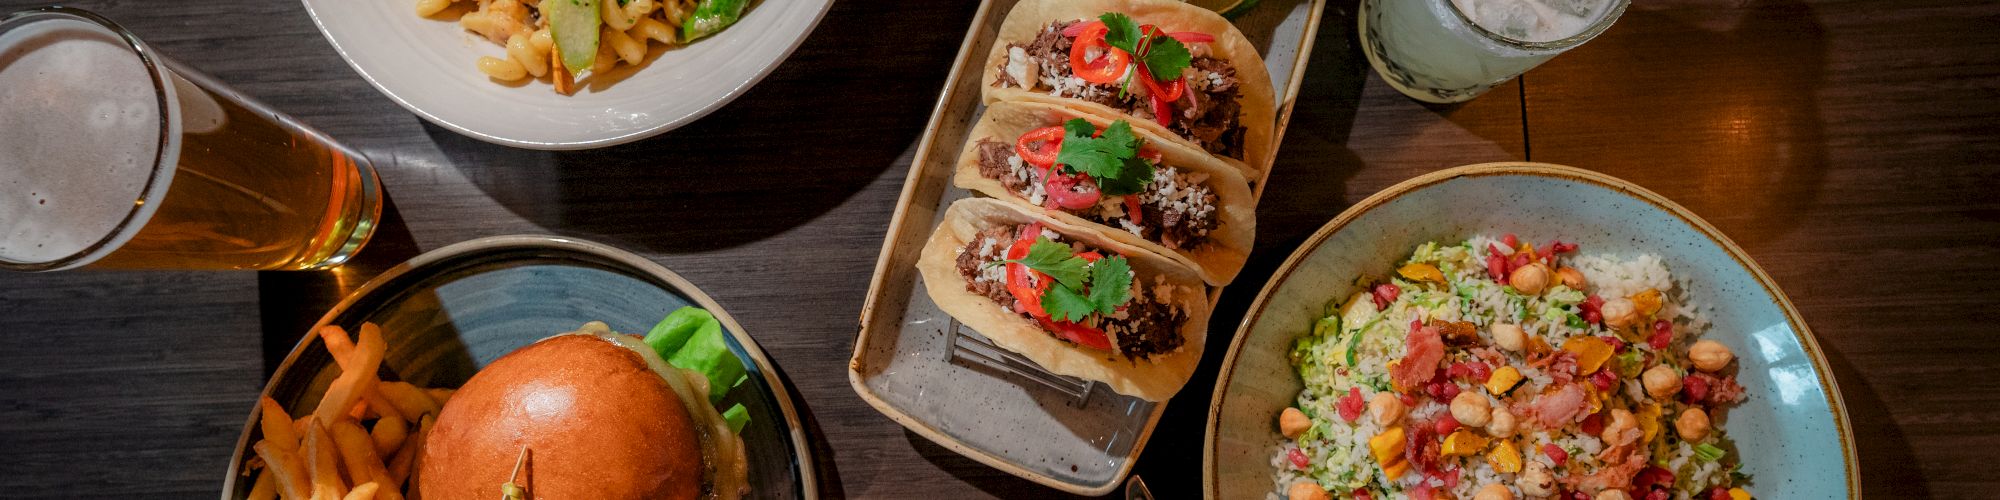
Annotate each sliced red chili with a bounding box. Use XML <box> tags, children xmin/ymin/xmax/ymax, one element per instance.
<box><xmin>1124</xmin><ymin>195</ymin><xmax>1144</xmax><ymax>226</ymax></box>
<box><xmin>1038</xmin><ymin>315</ymin><xmax>1112</xmax><ymax>351</ymax></box>
<box><xmin>1167</xmin><ymin>31</ymin><xmax>1214</xmax><ymax>44</ymax></box>
<box><xmin>1004</xmin><ymin>223</ymin><xmax>1050</xmax><ymax>317</ymax></box>
<box><xmin>1067</xmin><ymin>23</ymin><xmax>1129</xmax><ymax>85</ymax></box>
<box><xmin>1045</xmin><ymin>173</ymin><xmax>1103</xmax><ymax>210</ymax></box>
<box><xmin>1140</xmin><ymin>72</ymin><xmax>1186</xmax><ymax>102</ymax></box>
<box><xmin>1015</xmin><ymin>126</ymin><xmax>1063</xmax><ymax>168</ymax></box>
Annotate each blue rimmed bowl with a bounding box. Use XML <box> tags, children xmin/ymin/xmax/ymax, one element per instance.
<box><xmin>220</xmin><ymin>235</ymin><xmax>815</xmax><ymax>499</ymax></box>
<box><xmin>1204</xmin><ymin>163</ymin><xmax>1854</xmax><ymax>498</ymax></box>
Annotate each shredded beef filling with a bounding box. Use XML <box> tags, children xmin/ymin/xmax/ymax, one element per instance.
<box><xmin>972</xmin><ymin>141</ymin><xmax>1219</xmax><ymax>250</ymax></box>
<box><xmin>996</xmin><ymin>21</ymin><xmax>1248</xmax><ymax>160</ymax></box>
<box><xmin>949</xmin><ymin>222</ymin><xmax>1188</xmax><ymax>359</ymax></box>
<box><xmin>955</xmin><ymin>226</ymin><xmax>1016</xmax><ymax>305</ymax></box>
<box><xmin>1107</xmin><ymin>295</ymin><xmax>1187</xmax><ymax>358</ymax></box>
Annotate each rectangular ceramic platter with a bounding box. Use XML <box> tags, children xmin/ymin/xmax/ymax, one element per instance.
<box><xmin>850</xmin><ymin>0</ymin><xmax>1325</xmax><ymax>494</ymax></box>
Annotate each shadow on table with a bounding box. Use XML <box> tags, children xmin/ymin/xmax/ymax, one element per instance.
<box><xmin>1817</xmin><ymin>338</ymin><xmax>1924</xmax><ymax>498</ymax></box>
<box><xmin>257</xmin><ymin>193</ymin><xmax>423</xmax><ymax>376</ymax></box>
<box><xmin>424</xmin><ymin>0</ymin><xmax>961</xmax><ymax>255</ymax></box>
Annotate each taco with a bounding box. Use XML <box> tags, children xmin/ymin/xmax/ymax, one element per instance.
<box><xmin>917</xmin><ymin>197</ymin><xmax>1208</xmax><ymax>401</ymax></box>
<box><xmin>982</xmin><ymin>0</ymin><xmax>1276</xmax><ymax>181</ymax></box>
<box><xmin>955</xmin><ymin>100</ymin><xmax>1254</xmax><ymax>285</ymax></box>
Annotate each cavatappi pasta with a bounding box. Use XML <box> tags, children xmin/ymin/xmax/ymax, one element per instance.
<box><xmin>418</xmin><ymin>0</ymin><xmax>701</xmax><ymax>94</ymax></box>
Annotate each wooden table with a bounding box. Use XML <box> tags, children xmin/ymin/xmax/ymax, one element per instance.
<box><xmin>1</xmin><ymin>0</ymin><xmax>1994</xmax><ymax>498</ymax></box>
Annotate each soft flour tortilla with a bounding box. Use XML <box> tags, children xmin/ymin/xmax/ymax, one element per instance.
<box><xmin>981</xmin><ymin>0</ymin><xmax>1276</xmax><ymax>181</ymax></box>
<box><xmin>916</xmin><ymin>197</ymin><xmax>1208</xmax><ymax>401</ymax></box>
<box><xmin>953</xmin><ymin>100</ymin><xmax>1255</xmax><ymax>285</ymax></box>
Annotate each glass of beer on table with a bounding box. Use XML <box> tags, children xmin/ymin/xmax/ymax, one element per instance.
<box><xmin>1360</xmin><ymin>0</ymin><xmax>1628</xmax><ymax>103</ymax></box>
<box><xmin>0</xmin><ymin>7</ymin><xmax>380</xmax><ymax>271</ymax></box>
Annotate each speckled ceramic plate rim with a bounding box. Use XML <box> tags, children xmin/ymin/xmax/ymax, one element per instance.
<box><xmin>218</xmin><ymin>234</ymin><xmax>818</xmax><ymax>498</ymax></box>
<box><xmin>298</xmin><ymin>0</ymin><xmax>834</xmax><ymax>150</ymax></box>
<box><xmin>1199</xmin><ymin>162</ymin><xmax>1858</xmax><ymax>498</ymax></box>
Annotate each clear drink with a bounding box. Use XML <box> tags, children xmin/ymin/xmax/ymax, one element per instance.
<box><xmin>0</xmin><ymin>7</ymin><xmax>380</xmax><ymax>271</ymax></box>
<box><xmin>1359</xmin><ymin>0</ymin><xmax>1627</xmax><ymax>103</ymax></box>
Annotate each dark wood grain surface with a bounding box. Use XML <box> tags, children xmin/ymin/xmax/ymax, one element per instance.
<box><xmin>0</xmin><ymin>0</ymin><xmax>1993</xmax><ymax>498</ymax></box>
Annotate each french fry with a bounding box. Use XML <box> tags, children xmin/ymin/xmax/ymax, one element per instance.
<box><xmin>258</xmin><ymin>396</ymin><xmax>300</xmax><ymax>453</ymax></box>
<box><xmin>425</xmin><ymin>388</ymin><xmax>455</xmax><ymax>406</ymax></box>
<box><xmin>364</xmin><ymin>389</ymin><xmax>405</xmax><ymax>422</ymax></box>
<box><xmin>305</xmin><ymin>419</ymin><xmax>349</xmax><ymax>499</ymax></box>
<box><xmin>343</xmin><ymin>482</ymin><xmax>379</xmax><ymax>500</ymax></box>
<box><xmin>247</xmin><ymin>469</ymin><xmax>277</xmax><ymax>500</ymax></box>
<box><xmin>378</xmin><ymin>381</ymin><xmax>440</xmax><ymax>418</ymax></box>
<box><xmin>331</xmin><ymin>418</ymin><xmax>403</xmax><ymax>500</ymax></box>
<box><xmin>371</xmin><ymin>413</ymin><xmax>407</xmax><ymax>457</ymax></box>
<box><xmin>311</xmin><ymin>484</ymin><xmax>340</xmax><ymax>500</ymax></box>
<box><xmin>254</xmin><ymin>439</ymin><xmax>312</xmax><ymax>500</ymax></box>
<box><xmin>387</xmin><ymin>413</ymin><xmax>432</xmax><ymax>487</ymax></box>
<box><xmin>313</xmin><ymin>325</ymin><xmax>386</xmax><ymax>425</ymax></box>
<box><xmin>319</xmin><ymin>325</ymin><xmax>357</xmax><ymax>371</ymax></box>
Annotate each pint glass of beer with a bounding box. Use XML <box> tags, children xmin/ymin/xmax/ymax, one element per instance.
<box><xmin>0</xmin><ymin>7</ymin><xmax>380</xmax><ymax>271</ymax></box>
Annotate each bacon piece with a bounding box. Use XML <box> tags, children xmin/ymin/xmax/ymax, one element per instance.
<box><xmin>1687</xmin><ymin>372</ymin><xmax>1747</xmax><ymax>405</ymax></box>
<box><xmin>1390</xmin><ymin>320</ymin><xmax>1446</xmax><ymax>390</ymax></box>
<box><xmin>1532</xmin><ymin>350</ymin><xmax>1581</xmax><ymax>386</ymax></box>
<box><xmin>1523</xmin><ymin>383</ymin><xmax>1590</xmax><ymax>429</ymax></box>
<box><xmin>1574</xmin><ymin>445</ymin><xmax>1647</xmax><ymax>493</ymax></box>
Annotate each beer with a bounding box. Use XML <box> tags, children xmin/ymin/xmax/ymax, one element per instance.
<box><xmin>1359</xmin><ymin>0</ymin><xmax>1626</xmax><ymax>103</ymax></box>
<box><xmin>0</xmin><ymin>8</ymin><xmax>380</xmax><ymax>271</ymax></box>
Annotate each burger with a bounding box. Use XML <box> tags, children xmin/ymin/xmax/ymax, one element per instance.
<box><xmin>417</xmin><ymin>322</ymin><xmax>749</xmax><ymax>499</ymax></box>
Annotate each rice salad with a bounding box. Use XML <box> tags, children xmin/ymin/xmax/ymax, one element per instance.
<box><xmin>1270</xmin><ymin>236</ymin><xmax>1755</xmax><ymax>500</ymax></box>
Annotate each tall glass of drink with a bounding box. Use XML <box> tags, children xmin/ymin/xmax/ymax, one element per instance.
<box><xmin>0</xmin><ymin>7</ymin><xmax>381</xmax><ymax>271</ymax></box>
<box><xmin>1360</xmin><ymin>0</ymin><xmax>1628</xmax><ymax>103</ymax></box>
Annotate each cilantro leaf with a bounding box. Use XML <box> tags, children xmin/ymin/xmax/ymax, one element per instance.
<box><xmin>1003</xmin><ymin>238</ymin><xmax>1088</xmax><ymax>290</ymax></box>
<box><xmin>1041</xmin><ymin>282</ymin><xmax>1099</xmax><ymax>322</ymax></box>
<box><xmin>1055</xmin><ymin>119</ymin><xmax>1154</xmax><ymax>196</ymax></box>
<box><xmin>1098</xmin><ymin>13</ymin><xmax>1142</xmax><ymax>54</ymax></box>
<box><xmin>1141</xmin><ymin>35</ymin><xmax>1191</xmax><ymax>82</ymax></box>
<box><xmin>1087</xmin><ymin>256</ymin><xmax>1134</xmax><ymax>314</ymax></box>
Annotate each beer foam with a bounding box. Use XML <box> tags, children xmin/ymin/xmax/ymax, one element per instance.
<box><xmin>0</xmin><ymin>18</ymin><xmax>163</xmax><ymax>265</ymax></box>
<box><xmin>1451</xmin><ymin>0</ymin><xmax>1610</xmax><ymax>43</ymax></box>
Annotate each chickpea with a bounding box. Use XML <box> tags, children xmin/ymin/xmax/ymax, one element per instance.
<box><xmin>1677</xmin><ymin>407</ymin><xmax>1712</xmax><ymax>442</ymax></box>
<box><xmin>1279</xmin><ymin>407</ymin><xmax>1312</xmax><ymax>439</ymax></box>
<box><xmin>1689</xmin><ymin>340</ymin><xmax>1736</xmax><ymax>372</ymax></box>
<box><xmin>1451</xmin><ymin>391</ymin><xmax>1493</xmax><ymax>428</ymax></box>
<box><xmin>1288</xmin><ymin>481</ymin><xmax>1332</xmax><ymax>500</ymax></box>
<box><xmin>1492</xmin><ymin>323</ymin><xmax>1527</xmax><ymax>352</ymax></box>
<box><xmin>1370</xmin><ymin>392</ymin><xmax>1406</xmax><ymax>426</ymax></box>
<box><xmin>1509</xmin><ymin>263</ymin><xmax>1552</xmax><ymax>295</ymax></box>
<box><xmin>1600</xmin><ymin>297</ymin><xmax>1639</xmax><ymax>329</ymax></box>
<box><xmin>1556</xmin><ymin>266</ymin><xmax>1589</xmax><ymax>290</ymax></box>
<box><xmin>1601</xmin><ymin>408</ymin><xmax>1638</xmax><ymax>445</ymax></box>
<box><xmin>1489</xmin><ymin>407</ymin><xmax>1518</xmax><ymax>438</ymax></box>
<box><xmin>1596</xmin><ymin>490</ymin><xmax>1634</xmax><ymax>500</ymax></box>
<box><xmin>1642</xmin><ymin>364</ymin><xmax>1683</xmax><ymax>400</ymax></box>
<box><xmin>1517</xmin><ymin>461</ymin><xmax>1555</xmax><ymax>497</ymax></box>
<box><xmin>1475</xmin><ymin>484</ymin><xmax>1516</xmax><ymax>500</ymax></box>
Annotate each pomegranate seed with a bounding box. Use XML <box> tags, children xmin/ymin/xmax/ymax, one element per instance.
<box><xmin>1503</xmin><ymin>234</ymin><xmax>1519</xmax><ymax>248</ymax></box>
<box><xmin>1287</xmin><ymin>448</ymin><xmax>1309</xmax><ymax>469</ymax></box>
<box><xmin>1542</xmin><ymin>443</ymin><xmax>1568</xmax><ymax>464</ymax></box>
<box><xmin>1649</xmin><ymin>320</ymin><xmax>1674</xmax><ymax>349</ymax></box>
<box><xmin>1371</xmin><ymin>283</ymin><xmax>1400</xmax><ymax>310</ymax></box>
<box><xmin>1337</xmin><ymin>387</ymin><xmax>1365</xmax><ymax>422</ymax></box>
<box><xmin>1435</xmin><ymin>416</ymin><xmax>1461</xmax><ymax>435</ymax></box>
<box><xmin>1592</xmin><ymin>369</ymin><xmax>1618</xmax><ymax>391</ymax></box>
<box><xmin>1581</xmin><ymin>412</ymin><xmax>1605</xmax><ymax>435</ymax></box>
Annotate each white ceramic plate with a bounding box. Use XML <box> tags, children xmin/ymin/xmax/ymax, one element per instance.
<box><xmin>301</xmin><ymin>0</ymin><xmax>832</xmax><ymax>150</ymax></box>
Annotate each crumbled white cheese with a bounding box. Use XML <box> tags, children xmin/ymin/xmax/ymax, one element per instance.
<box><xmin>1004</xmin><ymin>47</ymin><xmax>1036</xmax><ymax>89</ymax></box>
